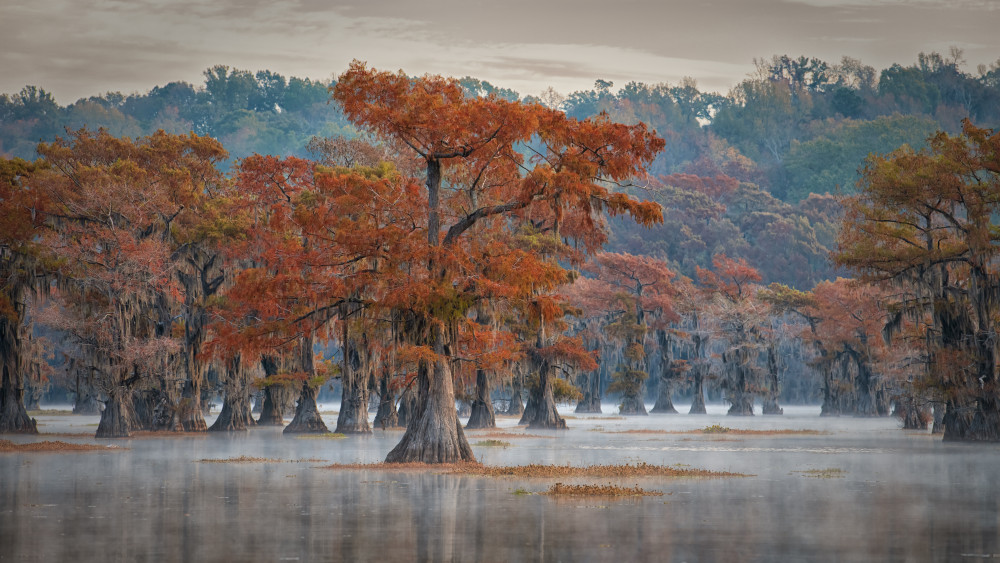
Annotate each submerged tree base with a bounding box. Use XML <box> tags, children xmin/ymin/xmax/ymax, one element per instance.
<box><xmin>619</xmin><ymin>395</ymin><xmax>648</xmax><ymax>416</ymax></box>
<box><xmin>0</xmin><ymin>386</ymin><xmax>39</xmax><ymax>434</ymax></box>
<box><xmin>466</xmin><ymin>400</ymin><xmax>496</xmax><ymax>430</ymax></box>
<box><xmin>762</xmin><ymin>399</ymin><xmax>784</xmax><ymax>415</ymax></box>
<box><xmin>283</xmin><ymin>384</ymin><xmax>329</xmax><ymax>435</ymax></box>
<box><xmin>942</xmin><ymin>400</ymin><xmax>1000</xmax><ymax>442</ymax></box>
<box><xmin>574</xmin><ymin>395</ymin><xmax>602</xmax><ymax>414</ymax></box>
<box><xmin>385</xmin><ymin>419</ymin><xmax>475</xmax><ymax>464</ymax></box>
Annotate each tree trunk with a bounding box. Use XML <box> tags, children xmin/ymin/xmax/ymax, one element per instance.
<box><xmin>0</xmin><ymin>372</ymin><xmax>36</xmax><ymax>434</ymax></box>
<box><xmin>284</xmin><ymin>381</ymin><xmax>329</xmax><ymax>434</ymax></box>
<box><xmin>132</xmin><ymin>388</ymin><xmax>181</xmax><ymax>431</ymax></box>
<box><xmin>256</xmin><ymin>385</ymin><xmax>287</xmax><ymax>426</ymax></box>
<box><xmin>178</xmin><ymin>378</ymin><xmax>208</xmax><ymax>431</ymax></box>
<box><xmin>373</xmin><ymin>375</ymin><xmax>399</xmax><ymax>429</ymax></box>
<box><xmin>819</xmin><ymin>365</ymin><xmax>840</xmax><ymax>416</ymax></box>
<box><xmin>335</xmin><ymin>334</ymin><xmax>371</xmax><ymax>434</ymax></box>
<box><xmin>73</xmin><ymin>370</ymin><xmax>101</xmax><ymax>415</ymax></box>
<box><xmin>0</xmin><ymin>315</ymin><xmax>36</xmax><ymax>434</ymax></box>
<box><xmin>256</xmin><ymin>356</ymin><xmax>285</xmax><ymax>426</ymax></box>
<box><xmin>518</xmin><ymin>389</ymin><xmax>537</xmax><ymax>425</ymax></box>
<box><xmin>943</xmin><ymin>396</ymin><xmax>1000</xmax><ymax>442</ymax></box>
<box><xmin>761</xmin><ymin>397</ymin><xmax>783</xmax><ymax>415</ymax></box>
<box><xmin>688</xmin><ymin>333</ymin><xmax>708</xmax><ymax>414</ymax></box>
<box><xmin>689</xmin><ymin>367</ymin><xmax>707</xmax><ymax>415</ymax></box>
<box><xmin>506</xmin><ymin>374</ymin><xmax>524</xmax><ymax>416</ymax></box>
<box><xmin>651</xmin><ymin>331</ymin><xmax>677</xmax><ymax>414</ymax></box>
<box><xmin>931</xmin><ymin>402</ymin><xmax>945</xmax><ymax>434</ymax></box>
<box><xmin>619</xmin><ymin>394</ymin><xmax>648</xmax><ymax>415</ymax></box>
<box><xmin>523</xmin><ymin>357</ymin><xmax>566</xmax><ymax>430</ymax></box>
<box><xmin>284</xmin><ymin>335</ymin><xmax>330</xmax><ymax>434</ymax></box>
<box><xmin>209</xmin><ymin>391</ymin><xmax>255</xmax><ymax>431</ymax></box>
<box><xmin>575</xmin><ymin>365</ymin><xmax>602</xmax><ymax>414</ymax></box>
<box><xmin>150</xmin><ymin>389</ymin><xmax>182</xmax><ymax>431</ymax></box>
<box><xmin>465</xmin><ymin>369</ymin><xmax>495</xmax><ymax>429</ymax></box>
<box><xmin>209</xmin><ymin>355</ymin><xmax>256</xmax><ymax>432</ymax></box>
<box><xmin>95</xmin><ymin>389</ymin><xmax>135</xmax><ymax>438</ymax></box>
<box><xmin>723</xmin><ymin>348</ymin><xmax>755</xmax><ymax>416</ymax></box>
<box><xmin>385</xmin><ymin>324</ymin><xmax>475</xmax><ymax>463</ymax></box>
<box><xmin>651</xmin><ymin>388</ymin><xmax>677</xmax><ymax>413</ymax></box>
<box><xmin>397</xmin><ymin>385</ymin><xmax>417</xmax><ymax>428</ymax></box>
<box><xmin>896</xmin><ymin>395</ymin><xmax>930</xmax><ymax>430</ymax></box>
<box><xmin>761</xmin><ymin>344</ymin><xmax>783</xmax><ymax>415</ymax></box>
<box><xmin>23</xmin><ymin>382</ymin><xmax>41</xmax><ymax>411</ymax></box>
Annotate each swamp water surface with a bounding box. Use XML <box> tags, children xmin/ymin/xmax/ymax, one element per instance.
<box><xmin>2</xmin><ymin>404</ymin><xmax>999</xmax><ymax>562</ymax></box>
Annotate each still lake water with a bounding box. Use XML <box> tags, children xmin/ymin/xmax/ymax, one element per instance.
<box><xmin>2</xmin><ymin>404</ymin><xmax>998</xmax><ymax>562</ymax></box>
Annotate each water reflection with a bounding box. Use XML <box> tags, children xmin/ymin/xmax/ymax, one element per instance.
<box><xmin>2</xmin><ymin>408</ymin><xmax>1000</xmax><ymax>561</ymax></box>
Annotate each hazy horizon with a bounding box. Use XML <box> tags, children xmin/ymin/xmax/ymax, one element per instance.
<box><xmin>2</xmin><ymin>0</ymin><xmax>998</xmax><ymax>104</ymax></box>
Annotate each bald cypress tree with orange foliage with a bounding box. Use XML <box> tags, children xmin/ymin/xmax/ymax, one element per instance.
<box><xmin>0</xmin><ymin>158</ymin><xmax>46</xmax><ymax>434</ymax></box>
<box><xmin>30</xmin><ymin>129</ymin><xmax>227</xmax><ymax>438</ymax></box>
<box><xmin>568</xmin><ymin>252</ymin><xmax>677</xmax><ymax>415</ymax></box>
<box><xmin>333</xmin><ymin>61</ymin><xmax>664</xmax><ymax>462</ymax></box>
<box><xmin>837</xmin><ymin>120</ymin><xmax>1000</xmax><ymax>441</ymax></box>
<box><xmin>698</xmin><ymin>254</ymin><xmax>765</xmax><ymax>416</ymax></box>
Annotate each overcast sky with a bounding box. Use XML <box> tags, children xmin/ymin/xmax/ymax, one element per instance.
<box><xmin>2</xmin><ymin>0</ymin><xmax>998</xmax><ymax>104</ymax></box>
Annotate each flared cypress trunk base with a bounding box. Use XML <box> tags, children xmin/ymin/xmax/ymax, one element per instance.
<box><xmin>619</xmin><ymin>395</ymin><xmax>648</xmax><ymax>416</ymax></box>
<box><xmin>574</xmin><ymin>395</ymin><xmax>602</xmax><ymax>414</ymax></box>
<box><xmin>178</xmin><ymin>381</ymin><xmax>208</xmax><ymax>431</ymax></box>
<box><xmin>209</xmin><ymin>392</ymin><xmax>255</xmax><ymax>432</ymax></box>
<box><xmin>336</xmin><ymin>378</ymin><xmax>372</xmax><ymax>434</ymax></box>
<box><xmin>374</xmin><ymin>397</ymin><xmax>399</xmax><ymax>429</ymax></box>
<box><xmin>518</xmin><ymin>391</ymin><xmax>536</xmax><ymax>425</ymax></box>
<box><xmin>466</xmin><ymin>400</ymin><xmax>495</xmax><ymax>429</ymax></box>
<box><xmin>335</xmin><ymin>404</ymin><xmax>372</xmax><ymax>434</ymax></box>
<box><xmin>524</xmin><ymin>377</ymin><xmax>566</xmax><ymax>430</ymax></box>
<box><xmin>73</xmin><ymin>394</ymin><xmax>101</xmax><ymax>415</ymax></box>
<box><xmin>505</xmin><ymin>390</ymin><xmax>524</xmax><ymax>416</ymax></box>
<box><xmin>898</xmin><ymin>403</ymin><xmax>930</xmax><ymax>430</ymax></box>
<box><xmin>95</xmin><ymin>395</ymin><xmax>134</xmax><ymax>438</ymax></box>
<box><xmin>0</xmin><ymin>386</ymin><xmax>37</xmax><ymax>434</ymax></box>
<box><xmin>386</xmin><ymin>418</ymin><xmax>475</xmax><ymax>463</ymax></box>
<box><xmin>397</xmin><ymin>387</ymin><xmax>418</xmax><ymax>428</ymax></box>
<box><xmin>650</xmin><ymin>395</ymin><xmax>677</xmax><ymax>414</ymax></box>
<box><xmin>689</xmin><ymin>392</ymin><xmax>707</xmax><ymax>414</ymax></box>
<box><xmin>256</xmin><ymin>385</ymin><xmax>287</xmax><ymax>426</ymax></box>
<box><xmin>464</xmin><ymin>369</ymin><xmax>494</xmax><ymax>429</ymax></box>
<box><xmin>931</xmin><ymin>402</ymin><xmax>945</xmax><ymax>434</ymax></box>
<box><xmin>762</xmin><ymin>398</ymin><xmax>784</xmax><ymax>415</ymax></box>
<box><xmin>727</xmin><ymin>397</ymin><xmax>754</xmax><ymax>416</ymax></box>
<box><xmin>385</xmin><ymin>353</ymin><xmax>475</xmax><ymax>463</ymax></box>
<box><xmin>283</xmin><ymin>383</ymin><xmax>329</xmax><ymax>434</ymax></box>
<box><xmin>942</xmin><ymin>398</ymin><xmax>1000</xmax><ymax>441</ymax></box>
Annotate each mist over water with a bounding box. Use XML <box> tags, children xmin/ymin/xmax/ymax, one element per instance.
<box><xmin>3</xmin><ymin>404</ymin><xmax>999</xmax><ymax>562</ymax></box>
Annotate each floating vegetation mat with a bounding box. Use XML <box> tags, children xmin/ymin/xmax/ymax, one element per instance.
<box><xmin>198</xmin><ymin>456</ymin><xmax>326</xmax><ymax>463</ymax></box>
<box><xmin>473</xmin><ymin>440</ymin><xmax>512</xmax><ymax>448</ymax></box>
<box><xmin>294</xmin><ymin>433</ymin><xmax>346</xmax><ymax>439</ymax></box>
<box><xmin>544</xmin><ymin>483</ymin><xmax>664</xmax><ymax>497</ymax></box>
<box><xmin>0</xmin><ymin>439</ymin><xmax>123</xmax><ymax>452</ymax></box>
<box><xmin>27</xmin><ymin>410</ymin><xmax>76</xmax><ymax>416</ymax></box>
<box><xmin>321</xmin><ymin>461</ymin><xmax>748</xmax><ymax>478</ymax></box>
